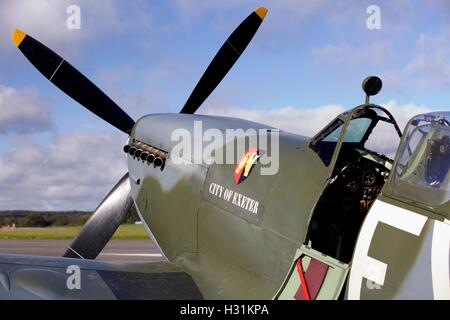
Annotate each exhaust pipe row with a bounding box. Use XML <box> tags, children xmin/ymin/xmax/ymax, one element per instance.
<box><xmin>123</xmin><ymin>139</ymin><xmax>167</xmax><ymax>170</ymax></box>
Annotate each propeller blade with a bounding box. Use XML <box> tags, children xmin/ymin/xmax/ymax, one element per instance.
<box><xmin>63</xmin><ymin>173</ymin><xmax>134</xmax><ymax>259</ymax></box>
<box><xmin>180</xmin><ymin>6</ymin><xmax>267</xmax><ymax>114</ymax></box>
<box><xmin>12</xmin><ymin>29</ymin><xmax>135</xmax><ymax>134</ymax></box>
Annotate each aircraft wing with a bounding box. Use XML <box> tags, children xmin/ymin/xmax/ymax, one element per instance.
<box><xmin>0</xmin><ymin>254</ymin><xmax>203</xmax><ymax>300</ymax></box>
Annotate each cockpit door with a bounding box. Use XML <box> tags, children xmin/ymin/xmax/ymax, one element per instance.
<box><xmin>274</xmin><ymin>245</ymin><xmax>349</xmax><ymax>300</ymax></box>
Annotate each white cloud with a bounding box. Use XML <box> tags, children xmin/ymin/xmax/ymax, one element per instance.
<box><xmin>0</xmin><ymin>0</ymin><xmax>154</xmax><ymax>56</ymax></box>
<box><xmin>367</xmin><ymin>100</ymin><xmax>432</xmax><ymax>157</ymax></box>
<box><xmin>381</xmin><ymin>100</ymin><xmax>432</xmax><ymax>130</ymax></box>
<box><xmin>0</xmin><ymin>85</ymin><xmax>53</xmax><ymax>134</ymax></box>
<box><xmin>203</xmin><ymin>101</ymin><xmax>432</xmax><ymax>136</ymax></box>
<box><xmin>202</xmin><ymin>104</ymin><xmax>346</xmax><ymax>136</ymax></box>
<box><xmin>202</xmin><ymin>101</ymin><xmax>432</xmax><ymax>158</ymax></box>
<box><xmin>0</xmin><ymin>130</ymin><xmax>127</xmax><ymax>210</ymax></box>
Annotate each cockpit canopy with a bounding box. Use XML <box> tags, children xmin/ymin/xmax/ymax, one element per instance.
<box><xmin>390</xmin><ymin>112</ymin><xmax>449</xmax><ymax>215</ymax></box>
<box><xmin>309</xmin><ymin>105</ymin><xmax>402</xmax><ymax>167</ymax></box>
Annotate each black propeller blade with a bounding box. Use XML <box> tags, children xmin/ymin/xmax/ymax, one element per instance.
<box><xmin>12</xmin><ymin>29</ymin><xmax>135</xmax><ymax>134</ymax></box>
<box><xmin>180</xmin><ymin>6</ymin><xmax>267</xmax><ymax>114</ymax></box>
<box><xmin>63</xmin><ymin>173</ymin><xmax>134</xmax><ymax>260</ymax></box>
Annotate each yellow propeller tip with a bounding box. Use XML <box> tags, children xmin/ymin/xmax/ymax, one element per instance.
<box><xmin>12</xmin><ymin>28</ymin><xmax>26</xmax><ymax>47</ymax></box>
<box><xmin>255</xmin><ymin>6</ymin><xmax>268</xmax><ymax>20</ymax></box>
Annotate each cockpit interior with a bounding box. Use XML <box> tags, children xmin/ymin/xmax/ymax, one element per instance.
<box><xmin>306</xmin><ymin>106</ymin><xmax>402</xmax><ymax>263</ymax></box>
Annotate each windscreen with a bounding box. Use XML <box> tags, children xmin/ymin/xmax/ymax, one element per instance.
<box><xmin>310</xmin><ymin>106</ymin><xmax>401</xmax><ymax>166</ymax></box>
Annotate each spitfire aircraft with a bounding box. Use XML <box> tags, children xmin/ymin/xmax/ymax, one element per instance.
<box><xmin>0</xmin><ymin>6</ymin><xmax>448</xmax><ymax>300</ymax></box>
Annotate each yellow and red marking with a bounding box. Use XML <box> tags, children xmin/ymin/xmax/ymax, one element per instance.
<box><xmin>234</xmin><ymin>147</ymin><xmax>259</xmax><ymax>185</ymax></box>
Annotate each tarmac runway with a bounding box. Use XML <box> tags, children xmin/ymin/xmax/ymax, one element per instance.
<box><xmin>0</xmin><ymin>239</ymin><xmax>164</xmax><ymax>262</ymax></box>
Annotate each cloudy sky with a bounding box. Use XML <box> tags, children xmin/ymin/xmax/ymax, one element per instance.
<box><xmin>0</xmin><ymin>0</ymin><xmax>448</xmax><ymax>210</ymax></box>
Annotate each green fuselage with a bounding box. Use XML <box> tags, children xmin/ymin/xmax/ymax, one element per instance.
<box><xmin>127</xmin><ymin>114</ymin><xmax>328</xmax><ymax>299</ymax></box>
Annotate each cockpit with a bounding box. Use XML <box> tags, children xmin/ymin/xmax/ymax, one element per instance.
<box><xmin>306</xmin><ymin>105</ymin><xmax>402</xmax><ymax>263</ymax></box>
<box><xmin>305</xmin><ymin>76</ymin><xmax>404</xmax><ymax>263</ymax></box>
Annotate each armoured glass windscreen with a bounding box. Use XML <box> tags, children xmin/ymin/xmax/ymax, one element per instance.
<box><xmin>391</xmin><ymin>112</ymin><xmax>450</xmax><ymax>212</ymax></box>
<box><xmin>341</xmin><ymin>118</ymin><xmax>372</xmax><ymax>143</ymax></box>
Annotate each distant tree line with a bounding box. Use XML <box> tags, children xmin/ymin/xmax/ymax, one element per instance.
<box><xmin>0</xmin><ymin>205</ymin><xmax>140</xmax><ymax>228</ymax></box>
<box><xmin>0</xmin><ymin>213</ymin><xmax>91</xmax><ymax>228</ymax></box>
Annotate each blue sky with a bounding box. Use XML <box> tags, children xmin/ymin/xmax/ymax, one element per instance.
<box><xmin>0</xmin><ymin>0</ymin><xmax>449</xmax><ymax>210</ymax></box>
